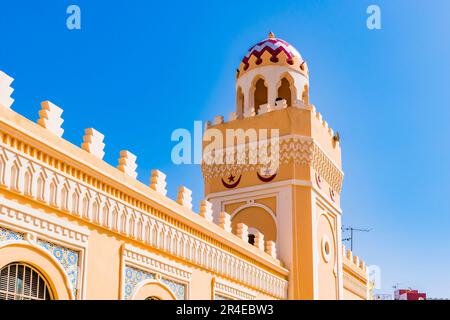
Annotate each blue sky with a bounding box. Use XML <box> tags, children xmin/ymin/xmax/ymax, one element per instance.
<box><xmin>1</xmin><ymin>0</ymin><xmax>449</xmax><ymax>298</ymax></box>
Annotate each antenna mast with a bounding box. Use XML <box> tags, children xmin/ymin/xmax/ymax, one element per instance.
<box><xmin>342</xmin><ymin>226</ymin><xmax>371</xmax><ymax>251</ymax></box>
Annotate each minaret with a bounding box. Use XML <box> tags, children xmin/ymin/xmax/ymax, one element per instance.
<box><xmin>202</xmin><ymin>33</ymin><xmax>344</xmax><ymax>299</ymax></box>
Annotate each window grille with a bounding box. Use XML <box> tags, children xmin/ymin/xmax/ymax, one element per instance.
<box><xmin>0</xmin><ymin>262</ymin><xmax>52</xmax><ymax>300</ymax></box>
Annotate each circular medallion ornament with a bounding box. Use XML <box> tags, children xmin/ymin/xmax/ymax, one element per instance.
<box><xmin>321</xmin><ymin>235</ymin><xmax>331</xmax><ymax>263</ymax></box>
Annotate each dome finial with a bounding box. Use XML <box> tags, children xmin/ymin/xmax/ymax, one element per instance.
<box><xmin>268</xmin><ymin>31</ymin><xmax>275</xmax><ymax>39</ymax></box>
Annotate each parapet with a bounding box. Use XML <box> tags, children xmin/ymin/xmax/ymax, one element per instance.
<box><xmin>206</xmin><ymin>99</ymin><xmax>338</xmax><ymax>146</ymax></box>
<box><xmin>37</xmin><ymin>101</ymin><xmax>64</xmax><ymax>137</ymax></box>
<box><xmin>0</xmin><ymin>70</ymin><xmax>14</xmax><ymax>109</ymax></box>
<box><xmin>342</xmin><ymin>245</ymin><xmax>367</xmax><ymax>274</ymax></box>
<box><xmin>0</xmin><ymin>69</ymin><xmax>283</xmax><ymax>267</ymax></box>
<box><xmin>309</xmin><ymin>104</ymin><xmax>340</xmax><ymax>145</ymax></box>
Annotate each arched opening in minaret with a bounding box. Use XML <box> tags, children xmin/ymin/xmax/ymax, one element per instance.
<box><xmin>253</xmin><ymin>78</ymin><xmax>268</xmax><ymax>115</ymax></box>
<box><xmin>231</xmin><ymin>206</ymin><xmax>277</xmax><ymax>243</ymax></box>
<box><xmin>277</xmin><ymin>77</ymin><xmax>293</xmax><ymax>106</ymax></box>
<box><xmin>236</xmin><ymin>86</ymin><xmax>244</xmax><ymax>118</ymax></box>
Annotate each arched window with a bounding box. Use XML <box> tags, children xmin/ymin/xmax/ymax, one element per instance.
<box><xmin>82</xmin><ymin>196</ymin><xmax>89</xmax><ymax>219</ymax></box>
<box><xmin>231</xmin><ymin>206</ymin><xmax>277</xmax><ymax>243</ymax></box>
<box><xmin>277</xmin><ymin>77</ymin><xmax>292</xmax><ymax>106</ymax></box>
<box><xmin>0</xmin><ymin>262</ymin><xmax>53</xmax><ymax>300</ymax></box>
<box><xmin>71</xmin><ymin>191</ymin><xmax>79</xmax><ymax>214</ymax></box>
<box><xmin>61</xmin><ymin>187</ymin><xmax>69</xmax><ymax>211</ymax></box>
<box><xmin>102</xmin><ymin>205</ymin><xmax>109</xmax><ymax>227</ymax></box>
<box><xmin>49</xmin><ymin>181</ymin><xmax>57</xmax><ymax>206</ymax></box>
<box><xmin>24</xmin><ymin>170</ymin><xmax>32</xmax><ymax>196</ymax></box>
<box><xmin>236</xmin><ymin>87</ymin><xmax>244</xmax><ymax>118</ymax></box>
<box><xmin>145</xmin><ymin>296</ymin><xmax>162</xmax><ymax>300</ymax></box>
<box><xmin>253</xmin><ymin>78</ymin><xmax>268</xmax><ymax>115</ymax></box>
<box><xmin>92</xmin><ymin>201</ymin><xmax>100</xmax><ymax>224</ymax></box>
<box><xmin>112</xmin><ymin>209</ymin><xmax>119</xmax><ymax>231</ymax></box>
<box><xmin>36</xmin><ymin>175</ymin><xmax>45</xmax><ymax>201</ymax></box>
<box><xmin>248</xmin><ymin>234</ymin><xmax>255</xmax><ymax>245</ymax></box>
<box><xmin>10</xmin><ymin>163</ymin><xmax>19</xmax><ymax>191</ymax></box>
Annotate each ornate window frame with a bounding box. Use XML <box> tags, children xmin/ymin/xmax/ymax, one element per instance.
<box><xmin>121</xmin><ymin>244</ymin><xmax>192</xmax><ymax>300</ymax></box>
<box><xmin>0</xmin><ymin>195</ymin><xmax>89</xmax><ymax>299</ymax></box>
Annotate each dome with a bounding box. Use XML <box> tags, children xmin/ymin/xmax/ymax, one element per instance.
<box><xmin>237</xmin><ymin>32</ymin><xmax>307</xmax><ymax>78</ymax></box>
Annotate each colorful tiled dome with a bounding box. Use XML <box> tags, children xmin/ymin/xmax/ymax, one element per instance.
<box><xmin>237</xmin><ymin>32</ymin><xmax>307</xmax><ymax>78</ymax></box>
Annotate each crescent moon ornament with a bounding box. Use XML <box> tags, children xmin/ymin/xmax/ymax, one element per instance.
<box><xmin>315</xmin><ymin>173</ymin><xmax>322</xmax><ymax>189</ymax></box>
<box><xmin>257</xmin><ymin>167</ymin><xmax>277</xmax><ymax>183</ymax></box>
<box><xmin>221</xmin><ymin>174</ymin><xmax>242</xmax><ymax>189</ymax></box>
<box><xmin>329</xmin><ymin>188</ymin><xmax>335</xmax><ymax>202</ymax></box>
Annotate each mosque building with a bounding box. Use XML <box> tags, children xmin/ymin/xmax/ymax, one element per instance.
<box><xmin>0</xmin><ymin>33</ymin><xmax>370</xmax><ymax>300</ymax></box>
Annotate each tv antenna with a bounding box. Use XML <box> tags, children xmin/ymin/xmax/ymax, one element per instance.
<box><xmin>342</xmin><ymin>226</ymin><xmax>371</xmax><ymax>251</ymax></box>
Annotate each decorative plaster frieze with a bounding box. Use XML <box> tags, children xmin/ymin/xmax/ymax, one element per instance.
<box><xmin>202</xmin><ymin>135</ymin><xmax>343</xmax><ymax>193</ymax></box>
<box><xmin>214</xmin><ymin>277</ymin><xmax>256</xmax><ymax>300</ymax></box>
<box><xmin>0</xmin><ymin>143</ymin><xmax>288</xmax><ymax>299</ymax></box>
<box><xmin>122</xmin><ymin>244</ymin><xmax>192</xmax><ymax>282</ymax></box>
<box><xmin>0</xmin><ymin>195</ymin><xmax>89</xmax><ymax>246</ymax></box>
<box><xmin>343</xmin><ymin>272</ymin><xmax>367</xmax><ymax>299</ymax></box>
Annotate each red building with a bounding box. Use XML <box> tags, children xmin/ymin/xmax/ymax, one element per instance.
<box><xmin>395</xmin><ymin>289</ymin><xmax>426</xmax><ymax>300</ymax></box>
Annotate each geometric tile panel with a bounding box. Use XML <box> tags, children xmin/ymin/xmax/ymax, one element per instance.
<box><xmin>124</xmin><ymin>265</ymin><xmax>155</xmax><ymax>300</ymax></box>
<box><xmin>161</xmin><ymin>277</ymin><xmax>185</xmax><ymax>300</ymax></box>
<box><xmin>123</xmin><ymin>265</ymin><xmax>186</xmax><ymax>300</ymax></box>
<box><xmin>37</xmin><ymin>239</ymin><xmax>79</xmax><ymax>298</ymax></box>
<box><xmin>0</xmin><ymin>226</ymin><xmax>24</xmax><ymax>242</ymax></box>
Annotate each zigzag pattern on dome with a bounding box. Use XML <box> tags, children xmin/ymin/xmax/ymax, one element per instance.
<box><xmin>243</xmin><ymin>38</ymin><xmax>301</xmax><ymax>67</ymax></box>
<box><xmin>237</xmin><ymin>32</ymin><xmax>308</xmax><ymax>79</ymax></box>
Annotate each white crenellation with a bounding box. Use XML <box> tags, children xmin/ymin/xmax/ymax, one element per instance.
<box><xmin>0</xmin><ymin>70</ymin><xmax>14</xmax><ymax>109</ymax></box>
<box><xmin>228</xmin><ymin>112</ymin><xmax>238</xmax><ymax>121</ymax></box>
<box><xmin>176</xmin><ymin>186</ymin><xmax>192</xmax><ymax>210</ymax></box>
<box><xmin>199</xmin><ymin>199</ymin><xmax>213</xmax><ymax>222</ymax></box>
<box><xmin>213</xmin><ymin>115</ymin><xmax>224</xmax><ymax>125</ymax></box>
<box><xmin>149</xmin><ymin>169</ymin><xmax>167</xmax><ymax>196</ymax></box>
<box><xmin>37</xmin><ymin>101</ymin><xmax>64</xmax><ymax>137</ymax></box>
<box><xmin>117</xmin><ymin>150</ymin><xmax>138</xmax><ymax>179</ymax></box>
<box><xmin>353</xmin><ymin>255</ymin><xmax>359</xmax><ymax>266</ymax></box>
<box><xmin>292</xmin><ymin>99</ymin><xmax>305</xmax><ymax>109</ymax></box>
<box><xmin>254</xmin><ymin>232</ymin><xmax>264</xmax><ymax>251</ymax></box>
<box><xmin>265</xmin><ymin>241</ymin><xmax>277</xmax><ymax>259</ymax></box>
<box><xmin>81</xmin><ymin>128</ymin><xmax>105</xmax><ymax>160</ymax></box>
<box><xmin>236</xmin><ymin>223</ymin><xmax>248</xmax><ymax>241</ymax></box>
<box><xmin>243</xmin><ymin>107</ymin><xmax>255</xmax><ymax>118</ymax></box>
<box><xmin>275</xmin><ymin>99</ymin><xmax>287</xmax><ymax>110</ymax></box>
<box><xmin>218</xmin><ymin>211</ymin><xmax>231</xmax><ymax>233</ymax></box>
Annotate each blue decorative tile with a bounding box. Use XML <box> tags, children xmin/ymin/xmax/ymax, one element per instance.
<box><xmin>37</xmin><ymin>239</ymin><xmax>79</xmax><ymax>298</ymax></box>
<box><xmin>0</xmin><ymin>226</ymin><xmax>24</xmax><ymax>242</ymax></box>
<box><xmin>124</xmin><ymin>266</ymin><xmax>155</xmax><ymax>300</ymax></box>
<box><xmin>161</xmin><ymin>277</ymin><xmax>186</xmax><ymax>300</ymax></box>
